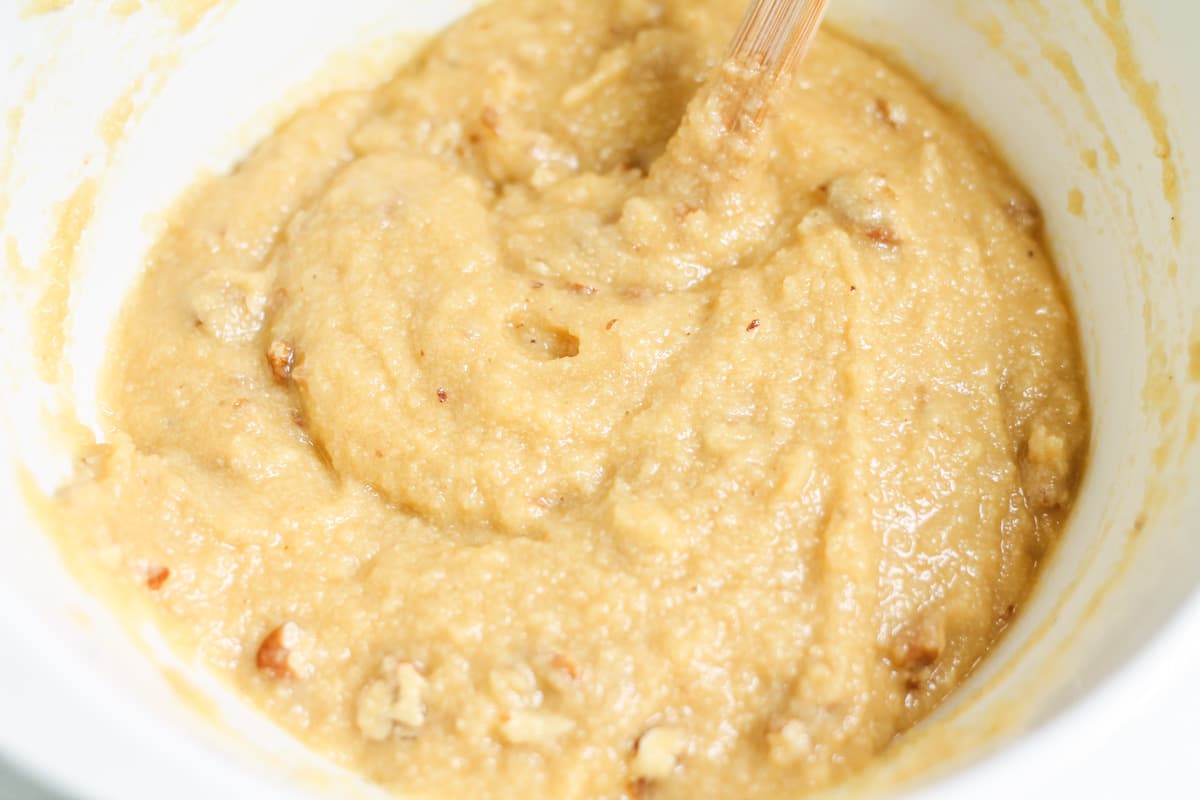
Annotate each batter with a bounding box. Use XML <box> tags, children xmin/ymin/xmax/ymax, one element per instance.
<box><xmin>49</xmin><ymin>1</ymin><xmax>1089</xmax><ymax>797</ymax></box>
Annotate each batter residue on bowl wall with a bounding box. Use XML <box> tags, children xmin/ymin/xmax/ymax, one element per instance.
<box><xmin>45</xmin><ymin>1</ymin><xmax>1089</xmax><ymax>797</ymax></box>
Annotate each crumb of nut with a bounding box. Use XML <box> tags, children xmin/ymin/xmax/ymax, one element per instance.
<box><xmin>266</xmin><ymin>339</ymin><xmax>295</xmax><ymax>383</ymax></box>
<box><xmin>889</xmin><ymin>616</ymin><xmax>945</xmax><ymax>674</ymax></box>
<box><xmin>481</xmin><ymin>106</ymin><xmax>500</xmax><ymax>131</ymax></box>
<box><xmin>498</xmin><ymin>709</ymin><xmax>575</xmax><ymax>745</ymax></box>
<box><xmin>436</xmin><ymin>387</ymin><xmax>449</xmax><ymax>403</ymax></box>
<box><xmin>1026</xmin><ymin>421</ymin><xmax>1068</xmax><ymax>476</ymax></box>
<box><xmin>550</xmin><ymin>653</ymin><xmax>581</xmax><ymax>681</ymax></box>
<box><xmin>865</xmin><ymin>226</ymin><xmax>902</xmax><ymax>246</ymax></box>
<box><xmin>256</xmin><ymin>622</ymin><xmax>307</xmax><ymax>680</ymax></box>
<box><xmin>766</xmin><ymin>718</ymin><xmax>813</xmax><ymax>765</ymax></box>
<box><xmin>872</xmin><ymin>97</ymin><xmax>908</xmax><ymax>128</ymax></box>
<box><xmin>356</xmin><ymin>656</ymin><xmax>429</xmax><ymax>741</ymax></box>
<box><xmin>606</xmin><ymin>319</ymin><xmax>618</xmax><ymax>331</ymax></box>
<box><xmin>746</xmin><ymin>319</ymin><xmax>760</xmax><ymax>332</ymax></box>
<box><xmin>632</xmin><ymin>726</ymin><xmax>688</xmax><ymax>781</ymax></box>
<box><xmin>1025</xmin><ymin>421</ymin><xmax>1071</xmax><ymax>510</ymax></box>
<box><xmin>1004</xmin><ymin>194</ymin><xmax>1041</xmax><ymax>233</ymax></box>
<box><xmin>145</xmin><ymin>565</ymin><xmax>170</xmax><ymax>591</ymax></box>
<box><xmin>566</xmin><ymin>282</ymin><xmax>597</xmax><ymax>296</ymax></box>
<box><xmin>826</xmin><ymin>172</ymin><xmax>902</xmax><ymax>246</ymax></box>
<box><xmin>190</xmin><ymin>268</ymin><xmax>272</xmax><ymax>344</ymax></box>
<box><xmin>541</xmin><ymin>652</ymin><xmax>581</xmax><ymax>692</ymax></box>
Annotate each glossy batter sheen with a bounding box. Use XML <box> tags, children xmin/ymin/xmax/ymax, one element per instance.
<box><xmin>50</xmin><ymin>1</ymin><xmax>1089</xmax><ymax>797</ymax></box>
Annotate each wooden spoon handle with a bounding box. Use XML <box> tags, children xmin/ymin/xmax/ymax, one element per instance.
<box><xmin>725</xmin><ymin>0</ymin><xmax>830</xmax><ymax>128</ymax></box>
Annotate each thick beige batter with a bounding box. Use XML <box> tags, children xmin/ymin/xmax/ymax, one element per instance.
<box><xmin>49</xmin><ymin>1</ymin><xmax>1089</xmax><ymax>797</ymax></box>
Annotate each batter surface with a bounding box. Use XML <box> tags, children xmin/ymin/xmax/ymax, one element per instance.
<box><xmin>50</xmin><ymin>1</ymin><xmax>1089</xmax><ymax>797</ymax></box>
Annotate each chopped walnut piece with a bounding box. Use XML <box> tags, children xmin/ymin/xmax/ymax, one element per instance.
<box><xmin>872</xmin><ymin>97</ymin><xmax>909</xmax><ymax>128</ymax></box>
<box><xmin>541</xmin><ymin>653</ymin><xmax>582</xmax><ymax>693</ymax></box>
<box><xmin>189</xmin><ymin>269</ymin><xmax>271</xmax><ymax>344</ymax></box>
<box><xmin>826</xmin><ymin>172</ymin><xmax>902</xmax><ymax>247</ymax></box>
<box><xmin>267</xmin><ymin>339</ymin><xmax>295</xmax><ymax>383</ymax></box>
<box><xmin>356</xmin><ymin>656</ymin><xmax>429</xmax><ymax>741</ymax></box>
<box><xmin>894</xmin><ymin>633</ymin><xmax>940</xmax><ymax>671</ymax></box>
<box><xmin>550</xmin><ymin>653</ymin><xmax>581</xmax><ymax>681</ymax></box>
<box><xmin>437</xmin><ymin>387</ymin><xmax>449</xmax><ymax>403</ymax></box>
<box><xmin>865</xmin><ymin>226</ymin><xmax>901</xmax><ymax>246</ymax></box>
<box><xmin>499</xmin><ymin>709</ymin><xmax>575</xmax><ymax>745</ymax></box>
<box><xmin>632</xmin><ymin>726</ymin><xmax>688</xmax><ymax>781</ymax></box>
<box><xmin>1025</xmin><ymin>421</ymin><xmax>1071</xmax><ymax>511</ymax></box>
<box><xmin>145</xmin><ymin>565</ymin><xmax>170</xmax><ymax>591</ymax></box>
<box><xmin>1028</xmin><ymin>422</ymin><xmax>1068</xmax><ymax>470</ymax></box>
<box><xmin>1004</xmin><ymin>194</ymin><xmax>1041</xmax><ymax>233</ymax></box>
<box><xmin>889</xmin><ymin>615</ymin><xmax>946</xmax><ymax>677</ymax></box>
<box><xmin>256</xmin><ymin>622</ymin><xmax>307</xmax><ymax>679</ymax></box>
<box><xmin>746</xmin><ymin>319</ymin><xmax>760</xmax><ymax>332</ymax></box>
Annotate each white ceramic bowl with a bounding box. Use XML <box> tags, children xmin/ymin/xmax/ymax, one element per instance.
<box><xmin>1</xmin><ymin>2</ymin><xmax>1197</xmax><ymax>798</ymax></box>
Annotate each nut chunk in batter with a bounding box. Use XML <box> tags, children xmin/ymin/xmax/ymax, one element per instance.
<box><xmin>48</xmin><ymin>1</ymin><xmax>1088</xmax><ymax>798</ymax></box>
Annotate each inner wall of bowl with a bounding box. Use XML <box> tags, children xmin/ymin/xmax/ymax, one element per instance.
<box><xmin>0</xmin><ymin>1</ymin><xmax>1196</xmax><ymax>798</ymax></box>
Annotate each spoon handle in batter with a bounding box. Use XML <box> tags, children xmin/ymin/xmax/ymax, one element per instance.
<box><xmin>724</xmin><ymin>0</ymin><xmax>831</xmax><ymax>129</ymax></box>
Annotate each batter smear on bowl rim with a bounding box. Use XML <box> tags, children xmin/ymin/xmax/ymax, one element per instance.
<box><xmin>48</xmin><ymin>0</ymin><xmax>1088</xmax><ymax>797</ymax></box>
